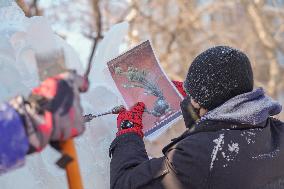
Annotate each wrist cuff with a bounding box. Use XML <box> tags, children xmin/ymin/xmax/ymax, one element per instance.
<box><xmin>116</xmin><ymin>127</ymin><xmax>143</xmax><ymax>138</ymax></box>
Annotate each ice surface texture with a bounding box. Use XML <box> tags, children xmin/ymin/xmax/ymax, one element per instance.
<box><xmin>0</xmin><ymin>3</ymin><xmax>127</xmax><ymax>189</ymax></box>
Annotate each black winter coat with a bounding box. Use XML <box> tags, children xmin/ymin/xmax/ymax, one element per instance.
<box><xmin>110</xmin><ymin>118</ymin><xmax>284</xmax><ymax>189</ymax></box>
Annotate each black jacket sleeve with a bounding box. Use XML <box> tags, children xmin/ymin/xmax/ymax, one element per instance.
<box><xmin>109</xmin><ymin>132</ymin><xmax>211</xmax><ymax>189</ymax></box>
<box><xmin>109</xmin><ymin>133</ymin><xmax>169</xmax><ymax>189</ymax></box>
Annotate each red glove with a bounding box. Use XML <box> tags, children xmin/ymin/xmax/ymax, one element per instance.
<box><xmin>10</xmin><ymin>70</ymin><xmax>86</xmax><ymax>153</ymax></box>
<box><xmin>172</xmin><ymin>80</ymin><xmax>187</xmax><ymax>97</ymax></box>
<box><xmin>116</xmin><ymin>102</ymin><xmax>145</xmax><ymax>138</ymax></box>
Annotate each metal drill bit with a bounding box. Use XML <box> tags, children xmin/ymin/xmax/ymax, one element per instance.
<box><xmin>83</xmin><ymin>105</ymin><xmax>125</xmax><ymax>123</ymax></box>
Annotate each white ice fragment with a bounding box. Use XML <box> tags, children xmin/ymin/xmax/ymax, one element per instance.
<box><xmin>241</xmin><ymin>130</ymin><xmax>256</xmax><ymax>144</ymax></box>
<box><xmin>228</xmin><ymin>143</ymin><xmax>239</xmax><ymax>153</ymax></box>
<box><xmin>252</xmin><ymin>149</ymin><xmax>280</xmax><ymax>160</ymax></box>
<box><xmin>210</xmin><ymin>134</ymin><xmax>224</xmax><ymax>170</ymax></box>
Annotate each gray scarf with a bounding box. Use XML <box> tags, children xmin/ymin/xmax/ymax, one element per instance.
<box><xmin>201</xmin><ymin>88</ymin><xmax>282</xmax><ymax>125</ymax></box>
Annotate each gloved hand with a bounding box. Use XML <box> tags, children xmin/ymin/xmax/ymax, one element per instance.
<box><xmin>172</xmin><ymin>80</ymin><xmax>187</xmax><ymax>97</ymax></box>
<box><xmin>116</xmin><ymin>102</ymin><xmax>145</xmax><ymax>138</ymax></box>
<box><xmin>9</xmin><ymin>70</ymin><xmax>87</xmax><ymax>153</ymax></box>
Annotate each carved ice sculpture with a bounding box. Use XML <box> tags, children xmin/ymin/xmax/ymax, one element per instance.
<box><xmin>0</xmin><ymin>2</ymin><xmax>127</xmax><ymax>189</ymax></box>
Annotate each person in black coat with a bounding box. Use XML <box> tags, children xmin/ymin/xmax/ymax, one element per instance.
<box><xmin>109</xmin><ymin>46</ymin><xmax>284</xmax><ymax>189</ymax></box>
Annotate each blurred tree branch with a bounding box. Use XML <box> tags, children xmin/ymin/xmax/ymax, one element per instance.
<box><xmin>16</xmin><ymin>0</ymin><xmax>29</xmax><ymax>15</ymax></box>
<box><xmin>88</xmin><ymin>0</ymin><xmax>103</xmax><ymax>65</ymax></box>
<box><xmin>16</xmin><ymin>0</ymin><xmax>41</xmax><ymax>16</ymax></box>
<box><xmin>244</xmin><ymin>0</ymin><xmax>280</xmax><ymax>97</ymax></box>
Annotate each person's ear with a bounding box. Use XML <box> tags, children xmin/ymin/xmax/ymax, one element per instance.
<box><xmin>180</xmin><ymin>96</ymin><xmax>199</xmax><ymax>129</ymax></box>
<box><xmin>199</xmin><ymin>108</ymin><xmax>208</xmax><ymax>117</ymax></box>
<box><xmin>190</xmin><ymin>98</ymin><xmax>208</xmax><ymax>117</ymax></box>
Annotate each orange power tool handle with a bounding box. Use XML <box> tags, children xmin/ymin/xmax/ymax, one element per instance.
<box><xmin>60</xmin><ymin>139</ymin><xmax>84</xmax><ymax>189</ymax></box>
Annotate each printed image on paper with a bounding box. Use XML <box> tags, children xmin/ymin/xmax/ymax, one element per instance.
<box><xmin>107</xmin><ymin>40</ymin><xmax>183</xmax><ymax>136</ymax></box>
